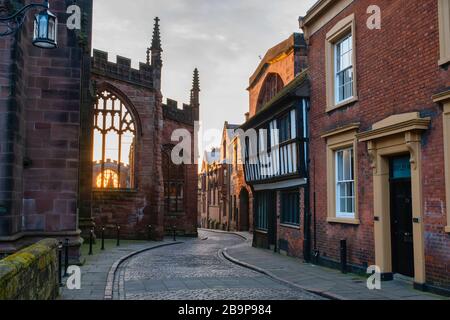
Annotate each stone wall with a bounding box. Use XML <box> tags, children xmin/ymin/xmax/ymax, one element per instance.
<box><xmin>0</xmin><ymin>239</ymin><xmax>59</xmax><ymax>300</ymax></box>
<box><xmin>162</xmin><ymin>106</ymin><xmax>198</xmax><ymax>237</ymax></box>
<box><xmin>0</xmin><ymin>0</ymin><xmax>92</xmax><ymax>261</ymax></box>
<box><xmin>90</xmin><ymin>64</ymin><xmax>164</xmax><ymax>239</ymax></box>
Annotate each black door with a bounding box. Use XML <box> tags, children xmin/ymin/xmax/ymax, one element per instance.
<box><xmin>239</xmin><ymin>189</ymin><xmax>250</xmax><ymax>231</ymax></box>
<box><xmin>390</xmin><ymin>157</ymin><xmax>415</xmax><ymax>278</ymax></box>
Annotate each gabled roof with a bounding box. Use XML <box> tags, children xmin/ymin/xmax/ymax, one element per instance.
<box><xmin>242</xmin><ymin>69</ymin><xmax>309</xmax><ymax>129</ymax></box>
<box><xmin>226</xmin><ymin>123</ymin><xmax>240</xmax><ymax>130</ymax></box>
<box><xmin>249</xmin><ymin>33</ymin><xmax>306</xmax><ymax>89</ymax></box>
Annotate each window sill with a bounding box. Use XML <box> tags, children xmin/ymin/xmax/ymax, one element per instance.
<box><xmin>280</xmin><ymin>223</ymin><xmax>301</xmax><ymax>230</ymax></box>
<box><xmin>445</xmin><ymin>226</ymin><xmax>450</xmax><ymax>233</ymax></box>
<box><xmin>326</xmin><ymin>96</ymin><xmax>358</xmax><ymax>113</ymax></box>
<box><xmin>327</xmin><ymin>217</ymin><xmax>360</xmax><ymax>225</ymax></box>
<box><xmin>255</xmin><ymin>229</ymin><xmax>268</xmax><ymax>235</ymax></box>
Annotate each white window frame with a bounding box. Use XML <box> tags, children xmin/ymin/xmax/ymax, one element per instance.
<box><xmin>335</xmin><ymin>148</ymin><xmax>355</xmax><ymax>219</ymax></box>
<box><xmin>325</xmin><ymin>14</ymin><xmax>358</xmax><ymax>112</ymax></box>
<box><xmin>334</xmin><ymin>34</ymin><xmax>354</xmax><ymax>105</ymax></box>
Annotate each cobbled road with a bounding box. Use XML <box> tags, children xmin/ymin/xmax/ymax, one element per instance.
<box><xmin>113</xmin><ymin>230</ymin><xmax>322</xmax><ymax>300</ymax></box>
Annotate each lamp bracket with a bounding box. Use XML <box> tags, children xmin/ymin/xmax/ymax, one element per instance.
<box><xmin>0</xmin><ymin>1</ymin><xmax>49</xmax><ymax>37</ymax></box>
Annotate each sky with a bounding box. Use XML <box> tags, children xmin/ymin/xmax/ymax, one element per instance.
<box><xmin>92</xmin><ymin>0</ymin><xmax>317</xmax><ymax>148</ymax></box>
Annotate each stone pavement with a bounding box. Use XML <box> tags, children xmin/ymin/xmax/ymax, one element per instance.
<box><xmin>59</xmin><ymin>229</ymin><xmax>446</xmax><ymax>301</ymax></box>
<box><xmin>59</xmin><ymin>240</ymin><xmax>178</xmax><ymax>300</ymax></box>
<box><xmin>223</xmin><ymin>237</ymin><xmax>447</xmax><ymax>300</ymax></box>
<box><xmin>115</xmin><ymin>231</ymin><xmax>321</xmax><ymax>300</ymax></box>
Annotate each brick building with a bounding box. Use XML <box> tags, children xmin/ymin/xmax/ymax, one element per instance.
<box><xmin>240</xmin><ymin>33</ymin><xmax>309</xmax><ymax>255</ymax></box>
<box><xmin>199</xmin><ymin>148</ymin><xmax>220</xmax><ymax>229</ymax></box>
<box><xmin>300</xmin><ymin>0</ymin><xmax>450</xmax><ymax>294</ymax></box>
<box><xmin>227</xmin><ymin>123</ymin><xmax>253</xmax><ymax>232</ymax></box>
<box><xmin>0</xmin><ymin>2</ymin><xmax>198</xmax><ymax>260</ymax></box>
<box><xmin>198</xmin><ymin>122</ymin><xmax>254</xmax><ymax>232</ymax></box>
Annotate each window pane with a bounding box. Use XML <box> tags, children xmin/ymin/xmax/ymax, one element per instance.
<box><xmin>340</xmin><ymin>198</ymin><xmax>346</xmax><ymax>213</ymax></box>
<box><xmin>93</xmin><ymin>90</ymin><xmax>136</xmax><ymax>190</ymax></box>
<box><xmin>343</xmin><ymin>149</ymin><xmax>351</xmax><ymax>180</ymax></box>
<box><xmin>281</xmin><ymin>192</ymin><xmax>300</xmax><ymax>225</ymax></box>
<box><xmin>347</xmin><ymin>197</ymin><xmax>354</xmax><ymax>214</ymax></box>
<box><xmin>340</xmin><ymin>183</ymin><xmax>346</xmax><ymax>198</ymax></box>
<box><xmin>336</xmin><ymin>147</ymin><xmax>355</xmax><ymax>216</ymax></box>
<box><xmin>337</xmin><ymin>151</ymin><xmax>344</xmax><ymax>181</ymax></box>
<box><xmin>335</xmin><ymin>34</ymin><xmax>353</xmax><ymax>103</ymax></box>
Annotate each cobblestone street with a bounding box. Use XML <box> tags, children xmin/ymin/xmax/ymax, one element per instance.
<box><xmin>113</xmin><ymin>231</ymin><xmax>321</xmax><ymax>300</ymax></box>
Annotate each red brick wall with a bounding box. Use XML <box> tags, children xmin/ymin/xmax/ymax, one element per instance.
<box><xmin>277</xmin><ymin>187</ymin><xmax>305</xmax><ymax>259</ymax></box>
<box><xmin>307</xmin><ymin>0</ymin><xmax>450</xmax><ymax>288</ymax></box>
<box><xmin>249</xmin><ymin>53</ymin><xmax>297</xmax><ymax>118</ymax></box>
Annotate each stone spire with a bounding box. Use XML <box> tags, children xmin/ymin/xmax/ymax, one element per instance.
<box><xmin>150</xmin><ymin>17</ymin><xmax>162</xmax><ymax>67</ymax></box>
<box><xmin>146</xmin><ymin>47</ymin><xmax>150</xmax><ymax>65</ymax></box>
<box><xmin>190</xmin><ymin>68</ymin><xmax>200</xmax><ymax>121</ymax></box>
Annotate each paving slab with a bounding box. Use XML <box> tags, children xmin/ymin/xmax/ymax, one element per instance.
<box><xmin>224</xmin><ymin>237</ymin><xmax>447</xmax><ymax>301</ymax></box>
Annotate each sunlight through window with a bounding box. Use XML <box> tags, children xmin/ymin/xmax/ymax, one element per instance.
<box><xmin>93</xmin><ymin>90</ymin><xmax>136</xmax><ymax>189</ymax></box>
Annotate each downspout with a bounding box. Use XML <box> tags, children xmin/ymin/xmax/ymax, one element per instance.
<box><xmin>301</xmin><ymin>99</ymin><xmax>311</xmax><ymax>262</ymax></box>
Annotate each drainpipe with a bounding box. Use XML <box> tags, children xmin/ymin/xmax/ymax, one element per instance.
<box><xmin>302</xmin><ymin>99</ymin><xmax>311</xmax><ymax>262</ymax></box>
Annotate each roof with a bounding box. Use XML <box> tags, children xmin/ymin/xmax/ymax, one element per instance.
<box><xmin>301</xmin><ymin>0</ymin><xmax>335</xmax><ymax>26</ymax></box>
<box><xmin>226</xmin><ymin>123</ymin><xmax>240</xmax><ymax>130</ymax></box>
<box><xmin>242</xmin><ymin>69</ymin><xmax>309</xmax><ymax>129</ymax></box>
<box><xmin>257</xmin><ymin>69</ymin><xmax>308</xmax><ymax>113</ymax></box>
<box><xmin>249</xmin><ymin>33</ymin><xmax>305</xmax><ymax>89</ymax></box>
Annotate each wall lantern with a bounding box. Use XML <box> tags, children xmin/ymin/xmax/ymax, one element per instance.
<box><xmin>0</xmin><ymin>0</ymin><xmax>57</xmax><ymax>49</ymax></box>
<box><xmin>32</xmin><ymin>3</ymin><xmax>57</xmax><ymax>49</ymax></box>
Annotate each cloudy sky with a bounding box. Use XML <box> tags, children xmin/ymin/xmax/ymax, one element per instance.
<box><xmin>93</xmin><ymin>0</ymin><xmax>316</xmax><ymax>147</ymax></box>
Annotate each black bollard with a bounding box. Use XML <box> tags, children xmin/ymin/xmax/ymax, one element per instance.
<box><xmin>116</xmin><ymin>225</ymin><xmax>120</xmax><ymax>247</ymax></box>
<box><xmin>101</xmin><ymin>227</ymin><xmax>105</xmax><ymax>251</ymax></box>
<box><xmin>58</xmin><ymin>242</ymin><xmax>63</xmax><ymax>287</ymax></box>
<box><xmin>172</xmin><ymin>226</ymin><xmax>177</xmax><ymax>242</ymax></box>
<box><xmin>64</xmin><ymin>238</ymin><xmax>69</xmax><ymax>277</ymax></box>
<box><xmin>340</xmin><ymin>239</ymin><xmax>347</xmax><ymax>274</ymax></box>
<box><xmin>148</xmin><ymin>225</ymin><xmax>152</xmax><ymax>241</ymax></box>
<box><xmin>89</xmin><ymin>229</ymin><xmax>94</xmax><ymax>255</ymax></box>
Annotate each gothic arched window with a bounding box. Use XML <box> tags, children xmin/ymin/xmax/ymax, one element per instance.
<box><xmin>256</xmin><ymin>73</ymin><xmax>284</xmax><ymax>112</ymax></box>
<box><xmin>93</xmin><ymin>89</ymin><xmax>136</xmax><ymax>189</ymax></box>
<box><xmin>163</xmin><ymin>146</ymin><xmax>185</xmax><ymax>214</ymax></box>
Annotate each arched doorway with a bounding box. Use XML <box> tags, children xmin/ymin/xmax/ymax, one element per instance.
<box><xmin>239</xmin><ymin>188</ymin><xmax>250</xmax><ymax>231</ymax></box>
